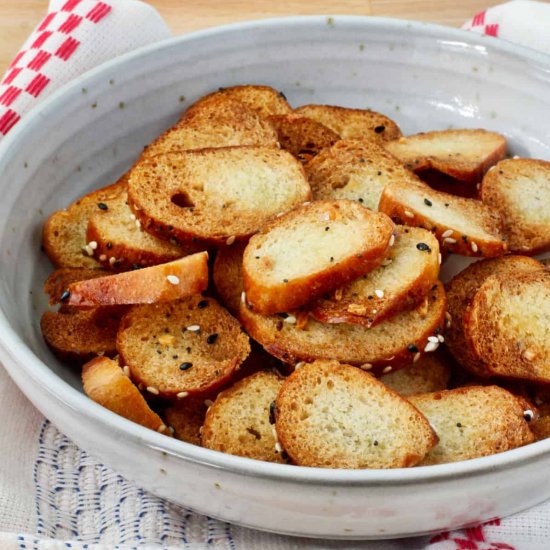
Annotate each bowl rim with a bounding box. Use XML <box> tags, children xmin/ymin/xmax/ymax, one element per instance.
<box><xmin>1</xmin><ymin>14</ymin><xmax>550</xmax><ymax>487</ymax></box>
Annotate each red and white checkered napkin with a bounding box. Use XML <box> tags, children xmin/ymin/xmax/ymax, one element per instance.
<box><xmin>0</xmin><ymin>0</ymin><xmax>170</xmax><ymax>140</ymax></box>
<box><xmin>463</xmin><ymin>0</ymin><xmax>550</xmax><ymax>55</ymax></box>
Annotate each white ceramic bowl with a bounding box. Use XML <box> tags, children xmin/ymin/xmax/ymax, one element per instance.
<box><xmin>1</xmin><ymin>16</ymin><xmax>550</xmax><ymax>540</ymax></box>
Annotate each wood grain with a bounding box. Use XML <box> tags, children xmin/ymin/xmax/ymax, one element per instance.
<box><xmin>0</xmin><ymin>0</ymin><xmax>495</xmax><ymax>77</ymax></box>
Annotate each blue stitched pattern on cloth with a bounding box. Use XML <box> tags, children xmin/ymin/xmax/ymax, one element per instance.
<box><xmin>30</xmin><ymin>420</ymin><xmax>236</xmax><ymax>549</ymax></box>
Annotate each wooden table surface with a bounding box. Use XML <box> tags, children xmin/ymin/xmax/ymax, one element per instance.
<box><xmin>0</xmin><ymin>0</ymin><xmax>498</xmax><ymax>75</ymax></box>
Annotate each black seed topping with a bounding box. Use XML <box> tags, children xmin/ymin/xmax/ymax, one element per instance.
<box><xmin>179</xmin><ymin>362</ymin><xmax>193</xmax><ymax>371</ymax></box>
<box><xmin>359</xmin><ymin>157</ymin><xmax>365</xmax><ymax>163</ymax></box>
<box><xmin>207</xmin><ymin>333</ymin><xmax>218</xmax><ymax>345</ymax></box>
<box><xmin>279</xmin><ymin>91</ymin><xmax>287</xmax><ymax>100</ymax></box>
<box><xmin>198</xmin><ymin>300</ymin><xmax>209</xmax><ymax>309</ymax></box>
<box><xmin>269</xmin><ymin>401</ymin><xmax>276</xmax><ymax>424</ymax></box>
<box><xmin>255</xmin><ymin>256</ymin><xmax>260</xmax><ymax>259</ymax></box>
<box><xmin>374</xmin><ymin>125</ymin><xmax>385</xmax><ymax>133</ymax></box>
<box><xmin>373</xmin><ymin>440</ymin><xmax>379</xmax><ymax>446</ymax></box>
<box><xmin>60</xmin><ymin>290</ymin><xmax>71</xmax><ymax>302</ymax></box>
<box><xmin>524</xmin><ymin>410</ymin><xmax>534</xmax><ymax>421</ymax></box>
<box><xmin>358</xmin><ymin>198</ymin><xmax>364</xmax><ymax>203</ymax></box>
<box><xmin>131</xmin><ymin>264</ymin><xmax>140</xmax><ymax>270</ymax></box>
<box><xmin>97</xmin><ymin>202</ymin><xmax>108</xmax><ymax>210</ymax></box>
<box><xmin>186</xmin><ymin>346</ymin><xmax>192</xmax><ymax>353</ymax></box>
<box><xmin>367</xmin><ymin>295</ymin><xmax>373</xmax><ymax>300</ymax></box>
<box><xmin>424</xmin><ymin>198</ymin><xmax>432</xmax><ymax>207</ymax></box>
<box><xmin>277</xmin><ymin>313</ymin><xmax>289</xmax><ymax>319</ymax></box>
<box><xmin>407</xmin><ymin>344</ymin><xmax>418</xmax><ymax>353</ymax></box>
<box><xmin>377</xmin><ymin>170</ymin><xmax>382</xmax><ymax>176</ymax></box>
<box><xmin>172</xmin><ymin>355</ymin><xmax>179</xmax><ymax>359</ymax></box>
<box><xmin>444</xmin><ymin>203</ymin><xmax>449</xmax><ymax>207</ymax></box>
<box><xmin>416</xmin><ymin>242</ymin><xmax>431</xmax><ymax>252</ymax></box>
<box><xmin>283</xmin><ymin>278</ymin><xmax>289</xmax><ymax>283</ymax></box>
<box><xmin>325</xmin><ymin>226</ymin><xmax>330</xmax><ymax>231</ymax></box>
<box><xmin>456</xmin><ymin>422</ymin><xmax>462</xmax><ymax>428</ymax></box>
<box><xmin>330</xmin><ymin>256</ymin><xmax>334</xmax><ymax>262</ymax></box>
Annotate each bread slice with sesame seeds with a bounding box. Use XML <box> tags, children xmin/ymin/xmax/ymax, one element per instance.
<box><xmin>86</xmin><ymin>187</ymin><xmax>199</xmax><ymax>272</ymax></box>
<box><xmin>310</xmin><ymin>226</ymin><xmax>440</xmax><ymax>328</ymax></box>
<box><xmin>212</xmin><ymin>242</ymin><xmax>246</xmax><ymax>316</ymax></box>
<box><xmin>294</xmin><ymin>105</ymin><xmax>402</xmax><ymax>143</ymax></box>
<box><xmin>201</xmin><ymin>371</ymin><xmax>286</xmax><ymax>463</ymax></box>
<box><xmin>186</xmin><ymin>85</ymin><xmax>292</xmax><ymax>119</ymax></box>
<box><xmin>243</xmin><ymin>200</ymin><xmax>395</xmax><ymax>314</ymax></box>
<box><xmin>275</xmin><ymin>360</ymin><xmax>437</xmax><ymax>468</ymax></box>
<box><xmin>444</xmin><ymin>256</ymin><xmax>544</xmax><ymax>378</ymax></box>
<box><xmin>463</xmin><ymin>270</ymin><xmax>550</xmax><ymax>383</ymax></box>
<box><xmin>162</xmin><ymin>397</ymin><xmax>208</xmax><ymax>446</ymax></box>
<box><xmin>479</xmin><ymin>159</ymin><xmax>550</xmax><ymax>255</ymax></box>
<box><xmin>384</xmin><ymin>129</ymin><xmax>507</xmax><ymax>183</ymax></box>
<box><xmin>240</xmin><ymin>281</ymin><xmax>446</xmax><ymax>375</ymax></box>
<box><xmin>117</xmin><ymin>295</ymin><xmax>250</xmax><ymax>399</ymax></box>
<box><xmin>305</xmin><ymin>139</ymin><xmax>427</xmax><ymax>210</ymax></box>
<box><xmin>65</xmin><ymin>252</ymin><xmax>209</xmax><ymax>307</ymax></box>
<box><xmin>379</xmin><ymin>352</ymin><xmax>451</xmax><ymax>397</ymax></box>
<box><xmin>143</xmin><ymin>96</ymin><xmax>278</xmax><ymax>160</ymax></box>
<box><xmin>409</xmin><ymin>386</ymin><xmax>534</xmax><ymax>465</ymax></box>
<box><xmin>41</xmin><ymin>308</ymin><xmax>122</xmax><ymax>363</ymax></box>
<box><xmin>378</xmin><ymin>181</ymin><xmax>507</xmax><ymax>257</ymax></box>
<box><xmin>42</xmin><ymin>178</ymin><xmax>127</xmax><ymax>268</ymax></box>
<box><xmin>82</xmin><ymin>356</ymin><xmax>169</xmax><ymax>434</ymax></box>
<box><xmin>128</xmin><ymin>146</ymin><xmax>312</xmax><ymax>247</ymax></box>
<box><xmin>266</xmin><ymin>114</ymin><xmax>340</xmax><ymax>163</ymax></box>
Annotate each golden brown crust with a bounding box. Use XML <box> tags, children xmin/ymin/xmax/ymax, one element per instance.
<box><xmin>379</xmin><ymin>181</ymin><xmax>507</xmax><ymax>257</ymax></box>
<box><xmin>65</xmin><ymin>252</ymin><xmax>209</xmax><ymax>307</ymax></box>
<box><xmin>266</xmin><ymin>114</ymin><xmax>340</xmax><ymax>163</ymax></box>
<box><xmin>480</xmin><ymin>159</ymin><xmax>550</xmax><ymax>255</ymax></box>
<box><xmin>463</xmin><ymin>270</ymin><xmax>550</xmax><ymax>383</ymax></box>
<box><xmin>202</xmin><ymin>371</ymin><xmax>286</xmax><ymax>463</ymax></box>
<box><xmin>82</xmin><ymin>356</ymin><xmax>167</xmax><ymax>433</ymax></box>
<box><xmin>295</xmin><ymin>105</ymin><xmax>402</xmax><ymax>143</ymax></box>
<box><xmin>240</xmin><ymin>282</ymin><xmax>446</xmax><ymax>375</ymax></box>
<box><xmin>275</xmin><ymin>360</ymin><xmax>437</xmax><ymax>468</ymax></box>
<box><xmin>43</xmin><ymin>180</ymin><xmax>126</xmax><ymax>268</ymax></box>
<box><xmin>444</xmin><ymin>256</ymin><xmax>543</xmax><ymax>377</ymax></box>
<box><xmin>162</xmin><ymin>397</ymin><xmax>208</xmax><ymax>445</ymax></box>
<box><xmin>310</xmin><ymin>226</ymin><xmax>440</xmax><ymax>328</ymax></box>
<box><xmin>127</xmin><ymin>147</ymin><xmax>312</xmax><ymax>246</ymax></box>
<box><xmin>242</xmin><ymin>200</ymin><xmax>395</xmax><ymax>314</ymax></box>
<box><xmin>385</xmin><ymin>129</ymin><xmax>507</xmax><ymax>183</ymax></box>
<box><xmin>212</xmin><ymin>243</ymin><xmax>246</xmax><ymax>316</ymax></box>
<box><xmin>117</xmin><ymin>295</ymin><xmax>250</xmax><ymax>398</ymax></box>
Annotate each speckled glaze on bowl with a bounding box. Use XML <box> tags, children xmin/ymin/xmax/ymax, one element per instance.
<box><xmin>0</xmin><ymin>16</ymin><xmax>550</xmax><ymax>540</ymax></box>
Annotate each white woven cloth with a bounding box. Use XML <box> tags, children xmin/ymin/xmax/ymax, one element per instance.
<box><xmin>2</xmin><ymin>0</ymin><xmax>550</xmax><ymax>548</ymax></box>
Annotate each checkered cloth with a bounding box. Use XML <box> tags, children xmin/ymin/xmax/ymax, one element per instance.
<box><xmin>1</xmin><ymin>1</ymin><xmax>550</xmax><ymax>548</ymax></box>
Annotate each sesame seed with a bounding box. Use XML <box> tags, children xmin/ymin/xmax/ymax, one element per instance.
<box><xmin>276</xmin><ymin>212</ymin><xmax>284</xmax><ymax>217</ymax></box>
<box><xmin>122</xmin><ymin>366</ymin><xmax>130</xmax><ymax>377</ymax></box>
<box><xmin>443</xmin><ymin>237</ymin><xmax>457</xmax><ymax>245</ymax></box>
<box><xmin>303</xmin><ymin>201</ymin><xmax>310</xmax><ymax>206</ymax></box>
<box><xmin>186</xmin><ymin>325</ymin><xmax>200</xmax><ymax>332</ymax></box>
<box><xmin>523</xmin><ymin>349</ymin><xmax>536</xmax><ymax>361</ymax></box>
<box><xmin>441</xmin><ymin>229</ymin><xmax>453</xmax><ymax>239</ymax></box>
<box><xmin>109</xmin><ymin>256</ymin><xmax>117</xmax><ymax>266</ymax></box>
<box><xmin>382</xmin><ymin>366</ymin><xmax>392</xmax><ymax>374</ymax></box>
<box><xmin>135</xmin><ymin>220</ymin><xmax>141</xmax><ymax>229</ymax></box>
<box><xmin>360</xmin><ymin>363</ymin><xmax>373</xmax><ymax>371</ymax></box>
<box><xmin>60</xmin><ymin>290</ymin><xmax>71</xmax><ymax>302</ymax></box>
<box><xmin>389</xmin><ymin>235</ymin><xmax>395</xmax><ymax>247</ymax></box>
<box><xmin>424</xmin><ymin>341</ymin><xmax>439</xmax><ymax>353</ymax></box>
<box><xmin>82</xmin><ymin>245</ymin><xmax>94</xmax><ymax>256</ymax></box>
<box><xmin>404</xmin><ymin>210</ymin><xmax>414</xmax><ymax>218</ymax></box>
<box><xmin>284</xmin><ymin>315</ymin><xmax>297</xmax><ymax>324</ymax></box>
<box><xmin>157</xmin><ymin>424</ymin><xmax>167</xmax><ymax>433</ymax></box>
<box><xmin>177</xmin><ymin>391</ymin><xmax>189</xmax><ymax>399</ymax></box>
<box><xmin>471</xmin><ymin>241</ymin><xmax>478</xmax><ymax>253</ymax></box>
<box><xmin>321</xmin><ymin>212</ymin><xmax>330</xmax><ymax>221</ymax></box>
<box><xmin>413</xmin><ymin>352</ymin><xmax>421</xmax><ymax>363</ymax></box>
<box><xmin>168</xmin><ymin>426</ymin><xmax>175</xmax><ymax>435</ymax></box>
<box><xmin>438</xmin><ymin>253</ymin><xmax>442</xmax><ymax>265</ymax></box>
<box><xmin>275</xmin><ymin>442</ymin><xmax>283</xmax><ymax>454</ymax></box>
<box><xmin>513</xmin><ymin>155</ymin><xmax>520</xmax><ymax>159</ymax></box>
<box><xmin>374</xmin><ymin>289</ymin><xmax>384</xmax><ymax>298</ymax></box>
<box><xmin>146</xmin><ymin>386</ymin><xmax>159</xmax><ymax>395</ymax></box>
<box><xmin>445</xmin><ymin>312</ymin><xmax>452</xmax><ymax>327</ymax></box>
<box><xmin>204</xmin><ymin>399</ymin><xmax>214</xmax><ymax>407</ymax></box>
<box><xmin>226</xmin><ymin>235</ymin><xmax>236</xmax><ymax>246</ymax></box>
<box><xmin>437</xmin><ymin>334</ymin><xmax>445</xmax><ymax>343</ymax></box>
<box><xmin>524</xmin><ymin>409</ymin><xmax>534</xmax><ymax>421</ymax></box>
<box><xmin>241</xmin><ymin>291</ymin><xmax>246</xmax><ymax>304</ymax></box>
<box><xmin>99</xmin><ymin>254</ymin><xmax>107</xmax><ymax>262</ymax></box>
<box><xmin>381</xmin><ymin>258</ymin><xmax>393</xmax><ymax>267</ymax></box>
<box><xmin>88</xmin><ymin>241</ymin><xmax>98</xmax><ymax>250</ymax></box>
<box><xmin>179</xmin><ymin>362</ymin><xmax>193</xmax><ymax>371</ymax></box>
<box><xmin>166</xmin><ymin>275</ymin><xmax>180</xmax><ymax>285</ymax></box>
<box><xmin>427</xmin><ymin>336</ymin><xmax>439</xmax><ymax>343</ymax></box>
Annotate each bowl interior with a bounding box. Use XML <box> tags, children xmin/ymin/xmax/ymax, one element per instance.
<box><xmin>1</xmin><ymin>16</ymin><xmax>550</xmax><ymax>399</ymax></box>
